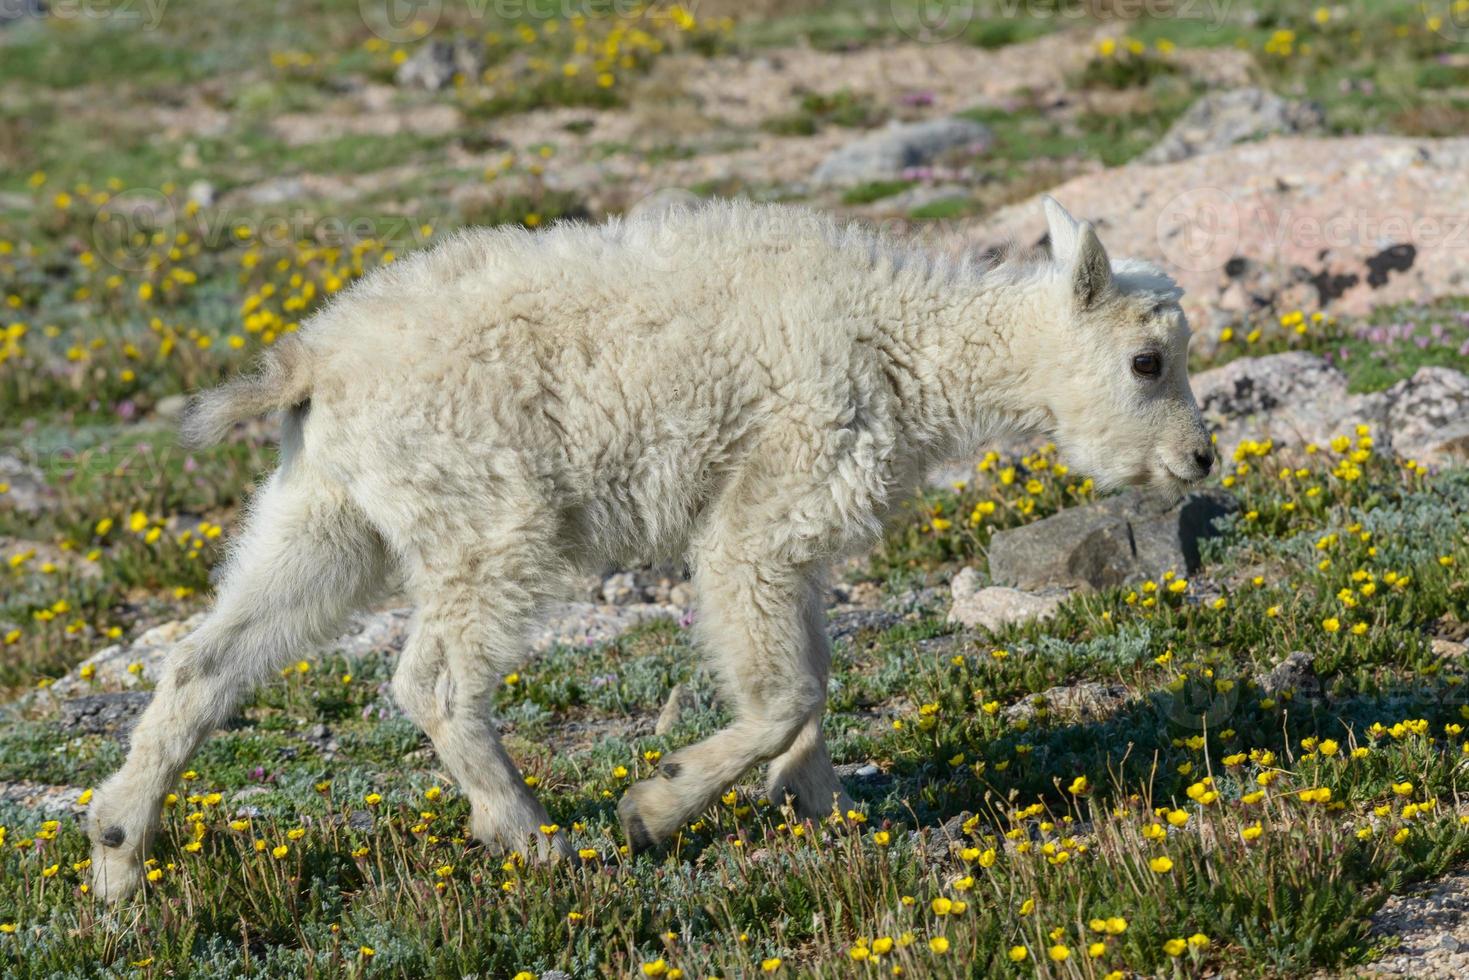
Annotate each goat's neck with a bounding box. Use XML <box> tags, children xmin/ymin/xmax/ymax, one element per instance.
<box><xmin>875</xmin><ymin>265</ymin><xmax>1054</xmax><ymax>466</ymax></box>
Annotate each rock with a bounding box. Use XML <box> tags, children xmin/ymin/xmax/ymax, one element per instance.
<box><xmin>346</xmin><ymin>810</ymin><xmax>375</xmax><ymax>833</ymax></box>
<box><xmin>654</xmin><ymin>682</ymin><xmax>695</xmax><ymax>737</ymax></box>
<box><xmin>301</xmin><ymin>723</ymin><xmax>339</xmax><ymax>758</ymax></box>
<box><xmin>1369</xmin><ymin>869</ymin><xmax>1469</xmax><ymax>978</ymax></box>
<box><xmin>43</xmin><ymin>615</ymin><xmax>205</xmax><ymax>700</ymax></box>
<box><xmin>531</xmin><ymin>602</ymin><xmax>680</xmax><ymax>653</ymax></box>
<box><xmin>155</xmin><ymin>394</ymin><xmax>189</xmax><ymax>421</ymax></box>
<box><xmin>1257</xmin><ymin>651</ymin><xmax>1320</xmax><ymax>699</ymax></box>
<box><xmin>812</xmin><ymin>117</ymin><xmax>992</xmax><ymax>185</ymax></box>
<box><xmin>1433</xmin><ymin>639</ymin><xmax>1467</xmax><ymax>659</ymax></box>
<box><xmin>986</xmin><ymin>490</ymin><xmax>1239</xmax><ymax>592</ymax></box>
<box><xmin>0</xmin><ymin>455</ymin><xmax>57</xmax><ymax>515</ymax></box>
<box><xmin>601</xmin><ymin>572</ymin><xmax>641</xmax><ymax>606</ymax></box>
<box><xmin>1194</xmin><ymin>351</ymin><xmax>1345</xmax><ymax>419</ymax></box>
<box><xmin>333</xmin><ymin>607</ymin><xmax>412</xmax><ymax>660</ymax></box>
<box><xmin>185</xmin><ymin>180</ymin><xmax>216</xmax><ymax>209</ymax></box>
<box><xmin>1385</xmin><ymin>367</ymin><xmax>1469</xmax><ymax>466</ymax></box>
<box><xmin>1192</xmin><ymin>355</ymin><xmax>1469</xmax><ymax>464</ymax></box>
<box><xmin>58</xmin><ymin>692</ymin><xmax>152</xmax><ymax>737</ymax></box>
<box><xmin>0</xmin><ymin>781</ymin><xmax>85</xmax><ymax>816</ymax></box>
<box><xmin>831</xmin><ymin>762</ymin><xmax>891</xmax><ymax>791</ymax></box>
<box><xmin>886</xmin><ymin>586</ymin><xmax>948</xmax><ymax>616</ymax></box>
<box><xmin>395</xmin><ymin>39</ymin><xmax>485</xmax><ymax>91</ymax></box>
<box><xmin>1141</xmin><ymin>88</ymin><xmax>1324</xmax><ymax>165</ymax></box>
<box><xmin>947</xmin><ymin>570</ymin><xmax>1065</xmax><ymax>631</ymax></box>
<box><xmin>950</xmin><ymin>136</ymin><xmax>1469</xmax><ymax>324</ymax></box>
<box><xmin>828</xmin><ymin>607</ymin><xmax>903</xmax><ymax>645</ymax></box>
<box><xmin>0</xmin><ymin>0</ymin><xmax>44</xmax><ymax>28</ymax></box>
<box><xmin>1003</xmin><ymin>682</ymin><xmax>1130</xmax><ymax>724</ymax></box>
<box><xmin>1190</xmin><ymin>352</ymin><xmax>1390</xmax><ymax>460</ymax></box>
<box><xmin>40</xmin><ymin>607</ymin><xmax>415</xmax><ymax>703</ymax></box>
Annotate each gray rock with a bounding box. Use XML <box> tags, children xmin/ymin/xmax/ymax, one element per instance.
<box><xmin>1141</xmin><ymin>87</ymin><xmax>1325</xmax><ymax>165</ymax></box>
<box><xmin>1190</xmin><ymin>352</ymin><xmax>1390</xmax><ymax>460</ymax></box>
<box><xmin>1369</xmin><ymin>868</ymin><xmax>1469</xmax><ymax>978</ymax></box>
<box><xmin>41</xmin><ymin>615</ymin><xmax>205</xmax><ymax>700</ymax></box>
<box><xmin>346</xmin><ymin>810</ymin><xmax>375</xmax><ymax>833</ymax></box>
<box><xmin>986</xmin><ymin>490</ymin><xmax>1239</xmax><ymax>592</ymax></box>
<box><xmin>0</xmin><ymin>0</ymin><xmax>44</xmax><ymax>27</ymax></box>
<box><xmin>1193</xmin><ymin>354</ymin><xmax>1469</xmax><ymax>465</ymax></box>
<box><xmin>1257</xmin><ymin>651</ymin><xmax>1320</xmax><ymax>699</ymax></box>
<box><xmin>236</xmin><ymin>176</ymin><xmax>307</xmax><ymax>206</ymax></box>
<box><xmin>185</xmin><ymin>180</ymin><xmax>216</xmax><ymax>209</ymax></box>
<box><xmin>834</xmin><ymin>761</ymin><xmax>892</xmax><ymax>789</ymax></box>
<box><xmin>812</xmin><ymin>117</ymin><xmax>992</xmax><ymax>185</ymax></box>
<box><xmin>1003</xmin><ymin>682</ymin><xmax>1130</xmax><ymax>723</ymax></box>
<box><xmin>58</xmin><ymin>692</ymin><xmax>152</xmax><ymax>737</ymax></box>
<box><xmin>827</xmin><ymin>607</ymin><xmax>903</xmax><ymax>645</ymax></box>
<box><xmin>1433</xmin><ymin>638</ymin><xmax>1468</xmax><ymax>659</ymax></box>
<box><xmin>301</xmin><ymin>723</ymin><xmax>339</xmax><ymax>759</ymax></box>
<box><xmin>885</xmin><ymin>586</ymin><xmax>948</xmax><ymax>616</ymax></box>
<box><xmin>1385</xmin><ymin>366</ymin><xmax>1469</xmax><ymax>466</ymax></box>
<box><xmin>333</xmin><ymin>607</ymin><xmax>412</xmax><ymax>659</ymax></box>
<box><xmin>0</xmin><ymin>454</ymin><xmax>57</xmax><ymax>515</ymax></box>
<box><xmin>947</xmin><ymin>570</ymin><xmax>1065</xmax><ymax>631</ymax></box>
<box><xmin>155</xmin><ymin>394</ymin><xmax>189</xmax><ymax>421</ymax></box>
<box><xmin>0</xmin><ymin>781</ymin><xmax>84</xmax><ymax>816</ymax></box>
<box><xmin>38</xmin><ymin>606</ymin><xmax>416</xmax><ymax>704</ymax></box>
<box><xmin>1194</xmin><ymin>351</ymin><xmax>1345</xmax><ymax>419</ymax></box>
<box><xmin>395</xmin><ymin>39</ymin><xmax>486</xmax><ymax>91</ymax></box>
<box><xmin>601</xmin><ymin>571</ymin><xmax>640</xmax><ymax>605</ymax></box>
<box><xmin>531</xmin><ymin>602</ymin><xmax>680</xmax><ymax>653</ymax></box>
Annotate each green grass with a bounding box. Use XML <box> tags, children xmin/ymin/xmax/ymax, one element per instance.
<box><xmin>1197</xmin><ymin>297</ymin><xmax>1469</xmax><ymax>394</ymax></box>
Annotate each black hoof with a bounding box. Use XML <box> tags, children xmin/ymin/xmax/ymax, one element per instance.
<box><xmin>620</xmin><ymin>800</ymin><xmax>657</xmax><ymax>855</ymax></box>
<box><xmin>100</xmin><ymin>826</ymin><xmax>126</xmax><ymax>848</ymax></box>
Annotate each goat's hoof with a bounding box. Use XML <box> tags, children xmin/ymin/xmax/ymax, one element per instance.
<box><xmin>617</xmin><ymin>787</ymin><xmax>668</xmax><ymax>855</ymax></box>
<box><xmin>89</xmin><ymin>846</ymin><xmax>144</xmax><ymax>904</ymax></box>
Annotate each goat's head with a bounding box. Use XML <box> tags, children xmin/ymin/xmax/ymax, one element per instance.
<box><xmin>1026</xmin><ymin>196</ymin><xmax>1214</xmax><ymax>498</ymax></box>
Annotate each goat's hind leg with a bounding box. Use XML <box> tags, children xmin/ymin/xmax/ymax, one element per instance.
<box><xmin>765</xmin><ymin>590</ymin><xmax>854</xmax><ymax>821</ymax></box>
<box><xmin>88</xmin><ymin>470</ymin><xmax>387</xmax><ymax>902</ymax></box>
<box><xmin>389</xmin><ymin>529</ymin><xmax>573</xmax><ymax>862</ymax></box>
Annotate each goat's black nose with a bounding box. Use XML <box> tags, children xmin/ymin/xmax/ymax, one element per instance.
<box><xmin>1192</xmin><ymin>450</ymin><xmax>1214</xmax><ymax>476</ymax></box>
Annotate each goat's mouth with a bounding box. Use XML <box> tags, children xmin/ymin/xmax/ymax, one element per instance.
<box><xmin>1148</xmin><ymin>459</ymin><xmax>1201</xmax><ymax>498</ymax></box>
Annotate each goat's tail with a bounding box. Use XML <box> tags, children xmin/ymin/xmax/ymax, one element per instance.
<box><xmin>179</xmin><ymin>337</ymin><xmax>315</xmax><ymax>449</ymax></box>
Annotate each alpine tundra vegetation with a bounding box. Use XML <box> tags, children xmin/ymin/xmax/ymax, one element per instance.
<box><xmin>5</xmin><ymin>2</ymin><xmax>1469</xmax><ymax>977</ymax></box>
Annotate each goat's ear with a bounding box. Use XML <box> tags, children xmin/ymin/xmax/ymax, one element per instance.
<box><xmin>1042</xmin><ymin>195</ymin><xmax>1081</xmax><ymax>264</ymax></box>
<box><xmin>1071</xmin><ymin>221</ymin><xmax>1113</xmax><ymax>310</ymax></box>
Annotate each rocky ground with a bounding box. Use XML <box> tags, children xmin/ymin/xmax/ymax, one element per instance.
<box><xmin>3</xmin><ymin>1</ymin><xmax>1469</xmax><ymax>977</ymax></box>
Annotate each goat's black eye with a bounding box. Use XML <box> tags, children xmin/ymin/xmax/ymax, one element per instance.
<box><xmin>1132</xmin><ymin>353</ymin><xmax>1162</xmax><ymax>378</ymax></box>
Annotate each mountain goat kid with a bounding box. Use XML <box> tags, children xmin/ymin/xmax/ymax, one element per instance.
<box><xmin>87</xmin><ymin>197</ymin><xmax>1213</xmax><ymax>901</ymax></box>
